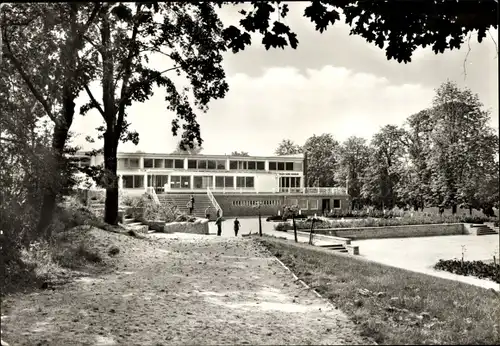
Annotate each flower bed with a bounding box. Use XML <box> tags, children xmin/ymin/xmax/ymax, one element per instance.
<box><xmin>434</xmin><ymin>259</ymin><xmax>500</xmax><ymax>283</ymax></box>
<box><xmin>275</xmin><ymin>215</ymin><xmax>496</xmax><ymax>232</ymax></box>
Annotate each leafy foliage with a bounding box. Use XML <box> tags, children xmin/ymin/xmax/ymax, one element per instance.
<box><xmin>303</xmin><ymin>133</ymin><xmax>339</xmax><ymax>187</ymax></box>
<box><xmin>275</xmin><ymin>139</ymin><xmax>303</xmax><ymax>156</ymax></box>
<box><xmin>231</xmin><ymin>151</ymin><xmax>250</xmax><ymax>157</ymax></box>
<box><xmin>434</xmin><ymin>259</ymin><xmax>500</xmax><ymax>284</ymax></box>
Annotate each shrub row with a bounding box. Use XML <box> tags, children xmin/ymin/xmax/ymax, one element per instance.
<box><xmin>434</xmin><ymin>259</ymin><xmax>500</xmax><ymax>283</ymax></box>
<box><xmin>275</xmin><ymin>214</ymin><xmax>496</xmax><ymax>232</ymax></box>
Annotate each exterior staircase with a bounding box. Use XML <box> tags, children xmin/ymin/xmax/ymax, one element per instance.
<box><xmin>317</xmin><ymin>243</ymin><xmax>348</xmax><ymax>253</ymax></box>
<box><xmin>471</xmin><ymin>224</ymin><xmax>499</xmax><ymax>236</ymax></box>
<box><xmin>120</xmin><ymin>216</ymin><xmax>149</xmax><ymax>233</ymax></box>
<box><xmin>157</xmin><ymin>193</ymin><xmax>215</xmax><ymax>220</ymax></box>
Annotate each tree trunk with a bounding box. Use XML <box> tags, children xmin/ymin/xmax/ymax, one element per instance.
<box><xmin>36</xmin><ymin>116</ymin><xmax>72</xmax><ymax>237</ymax></box>
<box><xmin>308</xmin><ymin>219</ymin><xmax>315</xmax><ymax>245</ymax></box>
<box><xmin>452</xmin><ymin>204</ymin><xmax>457</xmax><ymax>214</ymax></box>
<box><xmin>469</xmin><ymin>206</ymin><xmax>473</xmax><ymax>215</ymax></box>
<box><xmin>103</xmin><ymin>132</ymin><xmax>119</xmax><ymax>225</ymax></box>
<box><xmin>292</xmin><ymin>214</ymin><xmax>298</xmax><ymax>243</ymax></box>
<box><xmin>258</xmin><ymin>208</ymin><xmax>262</xmax><ymax>237</ymax></box>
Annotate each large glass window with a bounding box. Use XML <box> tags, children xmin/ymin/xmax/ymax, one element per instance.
<box><xmin>198</xmin><ymin>160</ymin><xmax>207</xmax><ymax>169</ymax></box>
<box><xmin>215</xmin><ymin>176</ymin><xmax>225</xmax><ymax>188</ymax></box>
<box><xmin>165</xmin><ymin>159</ymin><xmax>173</xmax><ymax>168</ymax></box>
<box><xmin>133</xmin><ymin>176</ymin><xmax>144</xmax><ymax>188</ymax></box>
<box><xmin>216</xmin><ymin>160</ymin><xmax>226</xmax><ymax>170</ymax></box>
<box><xmin>269</xmin><ymin>162</ymin><xmax>277</xmax><ymax>170</ymax></box>
<box><xmin>118</xmin><ymin>158</ymin><xmax>127</xmax><ymax>169</ymax></box>
<box><xmin>121</xmin><ymin>175</ymin><xmax>144</xmax><ymax>188</ymax></box>
<box><xmin>174</xmin><ymin>159</ymin><xmax>184</xmax><ymax>169</ymax></box>
<box><xmin>248</xmin><ymin>161</ymin><xmax>256</xmax><ymax>170</ymax></box>
<box><xmin>193</xmin><ymin>176</ymin><xmax>213</xmax><ymax>189</ymax></box>
<box><xmin>309</xmin><ymin>199</ymin><xmax>319</xmax><ymax>209</ymax></box>
<box><xmin>144</xmin><ymin>158</ymin><xmax>153</xmax><ymax>168</ymax></box>
<box><xmin>285</xmin><ymin>162</ymin><xmax>294</xmax><ymax>171</ymax></box>
<box><xmin>236</xmin><ymin>176</ymin><xmax>254</xmax><ymax>188</ymax></box>
<box><xmin>181</xmin><ymin>176</ymin><xmax>190</xmax><ymax>188</ymax></box>
<box><xmin>333</xmin><ymin>199</ymin><xmax>341</xmax><ymax>209</ymax></box>
<box><xmin>256</xmin><ymin>161</ymin><xmax>265</xmax><ymax>170</ymax></box>
<box><xmin>207</xmin><ymin>160</ymin><xmax>216</xmax><ymax>169</ymax></box>
<box><xmin>129</xmin><ymin>158</ymin><xmax>140</xmax><ymax>168</ymax></box>
<box><xmin>229</xmin><ymin>161</ymin><xmax>237</xmax><ymax>170</ymax></box>
<box><xmin>147</xmin><ymin>175</ymin><xmax>168</xmax><ymax>187</ymax></box>
<box><xmin>298</xmin><ymin>199</ymin><xmax>308</xmax><ymax>209</ymax></box>
<box><xmin>277</xmin><ymin>162</ymin><xmax>285</xmax><ymax>171</ymax></box>
<box><xmin>245</xmin><ymin>177</ymin><xmax>254</xmax><ymax>188</ymax></box>
<box><xmin>154</xmin><ymin>159</ymin><xmax>164</xmax><ymax>168</ymax></box>
<box><xmin>293</xmin><ymin>162</ymin><xmax>303</xmax><ymax>171</ymax></box>
<box><xmin>122</xmin><ymin>175</ymin><xmax>134</xmax><ymax>188</ymax></box>
<box><xmin>225</xmin><ymin>176</ymin><xmax>234</xmax><ymax>188</ymax></box>
<box><xmin>188</xmin><ymin>160</ymin><xmax>197</xmax><ymax>169</ymax></box>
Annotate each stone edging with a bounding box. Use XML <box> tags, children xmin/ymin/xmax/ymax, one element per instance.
<box><xmin>272</xmin><ymin>255</ymin><xmax>378</xmax><ymax>345</ymax></box>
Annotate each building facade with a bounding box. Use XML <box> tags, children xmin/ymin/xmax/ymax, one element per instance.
<box><xmin>75</xmin><ymin>151</ymin><xmax>350</xmax><ymax>216</ymax></box>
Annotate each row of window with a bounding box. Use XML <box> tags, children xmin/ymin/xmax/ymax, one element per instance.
<box><xmin>229</xmin><ymin>199</ymin><xmax>342</xmax><ymax>210</ymax></box>
<box><xmin>121</xmin><ymin>174</ymin><xmax>255</xmax><ymax>189</ymax></box>
<box><xmin>232</xmin><ymin>200</ymin><xmax>281</xmax><ymax>206</ymax></box>
<box><xmin>118</xmin><ymin>157</ymin><xmax>303</xmax><ymax>171</ymax></box>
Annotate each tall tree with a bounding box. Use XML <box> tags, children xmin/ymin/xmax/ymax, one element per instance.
<box><xmin>81</xmin><ymin>3</ymin><xmax>229</xmax><ymax>224</ymax></box>
<box><xmin>335</xmin><ymin>136</ymin><xmax>370</xmax><ymax>209</ymax></box>
<box><xmin>427</xmin><ymin>81</ymin><xmax>497</xmax><ymax>214</ymax></box>
<box><xmin>275</xmin><ymin>139</ymin><xmax>303</xmax><ymax>156</ymax></box>
<box><xmin>303</xmin><ymin>134</ymin><xmax>339</xmax><ymax>187</ymax></box>
<box><xmin>395</xmin><ymin>109</ymin><xmax>435</xmax><ymax>210</ymax></box>
<box><xmin>1</xmin><ymin>3</ymin><xmax>101</xmax><ymax>234</ymax></box>
<box><xmin>361</xmin><ymin>125</ymin><xmax>406</xmax><ymax>209</ymax></box>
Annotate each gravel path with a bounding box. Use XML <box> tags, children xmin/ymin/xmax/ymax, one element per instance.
<box><xmin>1</xmin><ymin>230</ymin><xmax>371</xmax><ymax>345</ymax></box>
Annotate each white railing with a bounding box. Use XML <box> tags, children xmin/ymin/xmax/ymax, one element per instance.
<box><xmin>146</xmin><ymin>187</ymin><xmax>160</xmax><ymax>205</ymax></box>
<box><xmin>207</xmin><ymin>186</ymin><xmax>223</xmax><ymax>218</ymax></box>
<box><xmin>279</xmin><ymin>187</ymin><xmax>348</xmax><ymax>195</ymax></box>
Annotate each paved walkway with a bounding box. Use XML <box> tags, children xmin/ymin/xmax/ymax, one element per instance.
<box><xmin>1</xmin><ymin>229</ymin><xmax>370</xmax><ymax>345</ymax></box>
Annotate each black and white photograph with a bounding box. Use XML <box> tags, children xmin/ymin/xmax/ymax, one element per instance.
<box><xmin>1</xmin><ymin>1</ymin><xmax>499</xmax><ymax>345</ymax></box>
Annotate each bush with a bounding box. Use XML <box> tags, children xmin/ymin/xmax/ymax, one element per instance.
<box><xmin>434</xmin><ymin>259</ymin><xmax>500</xmax><ymax>283</ymax></box>
<box><xmin>275</xmin><ymin>213</ymin><xmax>496</xmax><ymax>231</ymax></box>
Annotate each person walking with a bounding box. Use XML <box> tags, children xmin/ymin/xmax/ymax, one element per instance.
<box><xmin>215</xmin><ymin>215</ymin><xmax>223</xmax><ymax>236</ymax></box>
<box><xmin>233</xmin><ymin>218</ymin><xmax>240</xmax><ymax>237</ymax></box>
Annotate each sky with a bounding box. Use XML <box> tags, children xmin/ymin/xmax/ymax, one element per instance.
<box><xmin>71</xmin><ymin>2</ymin><xmax>499</xmax><ymax>156</ymax></box>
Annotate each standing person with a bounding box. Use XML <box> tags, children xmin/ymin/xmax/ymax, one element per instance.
<box><xmin>215</xmin><ymin>216</ymin><xmax>222</xmax><ymax>236</ymax></box>
<box><xmin>186</xmin><ymin>200</ymin><xmax>193</xmax><ymax>215</ymax></box>
<box><xmin>190</xmin><ymin>195</ymin><xmax>195</xmax><ymax>212</ymax></box>
<box><xmin>233</xmin><ymin>218</ymin><xmax>240</xmax><ymax>237</ymax></box>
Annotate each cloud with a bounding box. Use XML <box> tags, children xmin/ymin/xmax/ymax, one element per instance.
<box><xmin>72</xmin><ymin>65</ymin><xmax>436</xmax><ymax>156</ymax></box>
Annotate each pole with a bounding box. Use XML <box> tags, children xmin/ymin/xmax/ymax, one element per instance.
<box><xmin>258</xmin><ymin>204</ymin><xmax>262</xmax><ymax>237</ymax></box>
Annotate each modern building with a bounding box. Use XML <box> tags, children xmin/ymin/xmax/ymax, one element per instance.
<box><xmin>74</xmin><ymin>151</ymin><xmax>350</xmax><ymax>217</ymax></box>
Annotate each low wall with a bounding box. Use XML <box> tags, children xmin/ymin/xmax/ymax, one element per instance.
<box><xmin>163</xmin><ymin>219</ymin><xmax>209</xmax><ymax>235</ymax></box>
<box><xmin>296</xmin><ymin>230</ymin><xmax>351</xmax><ymax>245</ymax></box>
<box><xmin>311</xmin><ymin>223</ymin><xmax>465</xmax><ymax>240</ymax></box>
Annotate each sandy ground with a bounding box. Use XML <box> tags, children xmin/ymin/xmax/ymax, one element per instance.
<box><xmin>1</xmin><ymin>229</ymin><xmax>371</xmax><ymax>346</ymax></box>
<box><xmin>353</xmin><ymin>234</ymin><xmax>500</xmax><ymax>290</ymax></box>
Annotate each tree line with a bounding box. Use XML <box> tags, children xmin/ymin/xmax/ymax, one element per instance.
<box><xmin>275</xmin><ymin>81</ymin><xmax>499</xmax><ymax>215</ymax></box>
<box><xmin>1</xmin><ymin>1</ymin><xmax>496</xmax><ymax>251</ymax></box>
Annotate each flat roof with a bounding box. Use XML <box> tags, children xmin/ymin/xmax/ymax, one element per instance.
<box><xmin>77</xmin><ymin>151</ymin><xmax>304</xmax><ymax>161</ymax></box>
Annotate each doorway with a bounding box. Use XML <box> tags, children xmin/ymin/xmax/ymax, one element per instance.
<box><xmin>322</xmin><ymin>198</ymin><xmax>330</xmax><ymax>215</ymax></box>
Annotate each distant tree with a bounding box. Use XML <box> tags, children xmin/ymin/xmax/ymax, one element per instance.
<box><xmin>275</xmin><ymin>139</ymin><xmax>303</xmax><ymax>156</ymax></box>
<box><xmin>172</xmin><ymin>141</ymin><xmax>203</xmax><ymax>155</ymax></box>
<box><xmin>335</xmin><ymin>136</ymin><xmax>370</xmax><ymax>209</ymax></box>
<box><xmin>426</xmin><ymin>81</ymin><xmax>497</xmax><ymax>214</ymax></box>
<box><xmin>303</xmin><ymin>134</ymin><xmax>339</xmax><ymax>187</ymax></box>
<box><xmin>361</xmin><ymin>125</ymin><xmax>406</xmax><ymax>210</ymax></box>
<box><xmin>231</xmin><ymin>151</ymin><xmax>250</xmax><ymax>157</ymax></box>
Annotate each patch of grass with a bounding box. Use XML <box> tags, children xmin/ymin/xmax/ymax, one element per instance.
<box><xmin>257</xmin><ymin>237</ymin><xmax>500</xmax><ymax>345</ymax></box>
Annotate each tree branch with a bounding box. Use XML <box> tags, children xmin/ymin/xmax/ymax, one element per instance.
<box><xmin>462</xmin><ymin>31</ymin><xmax>472</xmax><ymax>80</ymax></box>
<box><xmin>1</xmin><ymin>27</ymin><xmax>58</xmax><ymax>125</ymax></box>
<box><xmin>84</xmin><ymin>84</ymin><xmax>105</xmax><ymax>118</ymax></box>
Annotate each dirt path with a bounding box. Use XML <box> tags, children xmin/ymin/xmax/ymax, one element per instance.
<box><xmin>1</xmin><ymin>230</ymin><xmax>372</xmax><ymax>345</ymax></box>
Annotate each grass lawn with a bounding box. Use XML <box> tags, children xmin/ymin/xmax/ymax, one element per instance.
<box><xmin>256</xmin><ymin>236</ymin><xmax>500</xmax><ymax>345</ymax></box>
